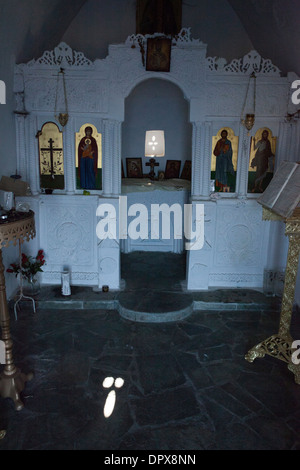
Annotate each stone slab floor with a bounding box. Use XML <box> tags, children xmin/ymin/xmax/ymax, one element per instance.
<box><xmin>0</xmin><ymin>252</ymin><xmax>299</xmax><ymax>451</ymax></box>
<box><xmin>0</xmin><ymin>305</ymin><xmax>299</xmax><ymax>451</ymax></box>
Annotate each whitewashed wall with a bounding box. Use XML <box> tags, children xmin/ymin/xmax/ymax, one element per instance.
<box><xmin>13</xmin><ymin>30</ymin><xmax>300</xmax><ymax>292</ymax></box>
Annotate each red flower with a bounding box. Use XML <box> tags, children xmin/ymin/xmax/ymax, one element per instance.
<box><xmin>6</xmin><ymin>249</ymin><xmax>46</xmax><ymax>280</ymax></box>
<box><xmin>22</xmin><ymin>253</ymin><xmax>28</xmax><ymax>263</ymax></box>
<box><xmin>36</xmin><ymin>250</ymin><xmax>44</xmax><ymax>262</ymax></box>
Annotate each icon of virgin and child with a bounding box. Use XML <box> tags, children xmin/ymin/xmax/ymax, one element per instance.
<box><xmin>78</xmin><ymin>126</ymin><xmax>98</xmax><ymax>189</ymax></box>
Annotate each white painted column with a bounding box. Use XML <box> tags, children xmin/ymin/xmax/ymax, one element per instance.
<box><xmin>187</xmin><ymin>121</ymin><xmax>212</xmax><ymax>290</ymax></box>
<box><xmin>111</xmin><ymin>120</ymin><xmax>122</xmax><ymax>196</ymax></box>
<box><xmin>63</xmin><ymin>117</ymin><xmax>75</xmax><ymax>194</ymax></box>
<box><xmin>276</xmin><ymin>121</ymin><xmax>290</xmax><ymax>169</ymax></box>
<box><xmin>102</xmin><ymin>119</ymin><xmax>122</xmax><ymax>196</ymax></box>
<box><xmin>284</xmin><ymin>120</ymin><xmax>300</xmax><ymax>166</ymax></box>
<box><xmin>28</xmin><ymin>115</ymin><xmax>39</xmax><ymax>195</ymax></box>
<box><xmin>97</xmin><ymin>198</ymin><xmax>121</xmax><ymax>291</ymax></box>
<box><xmin>15</xmin><ymin>113</ymin><xmax>28</xmax><ymax>180</ymax></box>
<box><xmin>191</xmin><ymin>121</ymin><xmax>212</xmax><ymax>199</ymax></box>
<box><xmin>275</xmin><ymin>120</ymin><xmax>300</xmax><ymax>168</ymax></box>
<box><xmin>97</xmin><ymin>119</ymin><xmax>122</xmax><ymax>289</ymax></box>
<box><xmin>201</xmin><ymin>121</ymin><xmax>212</xmax><ymax>199</ymax></box>
<box><xmin>191</xmin><ymin>122</ymin><xmax>201</xmax><ymax>198</ymax></box>
<box><xmin>236</xmin><ymin>123</ymin><xmax>251</xmax><ymax>197</ymax></box>
<box><xmin>102</xmin><ymin>119</ymin><xmax>113</xmax><ymax>196</ymax></box>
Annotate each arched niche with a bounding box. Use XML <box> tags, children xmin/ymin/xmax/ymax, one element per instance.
<box><xmin>122</xmin><ymin>78</ymin><xmax>192</xmax><ymax>178</ymax></box>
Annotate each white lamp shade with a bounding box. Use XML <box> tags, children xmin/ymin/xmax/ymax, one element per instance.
<box><xmin>145</xmin><ymin>130</ymin><xmax>165</xmax><ymax>157</ymax></box>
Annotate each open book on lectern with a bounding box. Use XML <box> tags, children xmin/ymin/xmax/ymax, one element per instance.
<box><xmin>257</xmin><ymin>161</ymin><xmax>300</xmax><ymax>219</ymax></box>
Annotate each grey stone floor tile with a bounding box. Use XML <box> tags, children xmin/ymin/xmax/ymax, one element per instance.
<box><xmin>119</xmin><ymin>422</ymin><xmax>216</xmax><ymax>450</ymax></box>
<box><xmin>200</xmin><ymin>385</ymin><xmax>254</xmax><ymax>418</ymax></box>
<box><xmin>245</xmin><ymin>414</ymin><xmax>299</xmax><ymax>450</ymax></box>
<box><xmin>198</xmin><ymin>343</ymin><xmax>233</xmax><ymax>363</ymax></box>
<box><xmin>204</xmin><ymin>360</ymin><xmax>243</xmax><ymax>385</ymax></box>
<box><xmin>135</xmin><ymin>353</ymin><xmax>186</xmax><ymax>394</ymax></box>
<box><xmin>0</xmin><ymin>303</ymin><xmax>300</xmax><ymax>450</ymax></box>
<box><xmin>131</xmin><ymin>386</ymin><xmax>201</xmax><ymax>426</ymax></box>
<box><xmin>238</xmin><ymin>371</ymin><xmax>300</xmax><ymax>417</ymax></box>
<box><xmin>175</xmin><ymin>352</ymin><xmax>214</xmax><ymax>389</ymax></box>
<box><xmin>0</xmin><ymin>252</ymin><xmax>299</xmax><ymax>450</ymax></box>
<box><xmin>213</xmin><ymin>421</ymin><xmax>275</xmax><ymax>450</ymax></box>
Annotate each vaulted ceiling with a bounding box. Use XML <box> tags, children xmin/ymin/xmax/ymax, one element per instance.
<box><xmin>1</xmin><ymin>0</ymin><xmax>298</xmax><ymax>193</ymax></box>
<box><xmin>1</xmin><ymin>0</ymin><xmax>299</xmax><ymax>76</ymax></box>
<box><xmin>227</xmin><ymin>0</ymin><xmax>300</xmax><ymax>77</ymax></box>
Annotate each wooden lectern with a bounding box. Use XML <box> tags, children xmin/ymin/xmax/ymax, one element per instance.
<box><xmin>245</xmin><ymin>162</ymin><xmax>300</xmax><ymax>384</ymax></box>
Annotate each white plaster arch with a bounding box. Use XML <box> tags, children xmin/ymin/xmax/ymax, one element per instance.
<box><xmin>122</xmin><ymin>76</ymin><xmax>192</xmax><ymax>182</ymax></box>
<box><xmin>121</xmin><ymin>72</ymin><xmax>193</xmax><ymax>118</ymax></box>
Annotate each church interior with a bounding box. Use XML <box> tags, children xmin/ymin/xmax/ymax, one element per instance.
<box><xmin>0</xmin><ymin>0</ymin><xmax>300</xmax><ymax>451</ymax></box>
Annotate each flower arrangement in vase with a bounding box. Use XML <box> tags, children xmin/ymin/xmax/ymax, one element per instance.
<box><xmin>6</xmin><ymin>250</ymin><xmax>46</xmax><ymax>295</ymax></box>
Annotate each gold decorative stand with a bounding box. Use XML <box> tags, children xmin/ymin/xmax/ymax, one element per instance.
<box><xmin>0</xmin><ymin>210</ymin><xmax>36</xmax><ymax>410</ymax></box>
<box><xmin>245</xmin><ymin>208</ymin><xmax>300</xmax><ymax>384</ymax></box>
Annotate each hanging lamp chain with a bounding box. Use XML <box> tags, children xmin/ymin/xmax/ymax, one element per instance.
<box><xmin>241</xmin><ymin>72</ymin><xmax>256</xmax><ymax>133</ymax></box>
<box><xmin>54</xmin><ymin>68</ymin><xmax>69</xmax><ymax>127</ymax></box>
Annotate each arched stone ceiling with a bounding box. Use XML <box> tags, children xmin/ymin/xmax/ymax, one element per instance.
<box><xmin>2</xmin><ymin>0</ymin><xmax>299</xmax><ymax>77</ymax></box>
<box><xmin>227</xmin><ymin>0</ymin><xmax>300</xmax><ymax>76</ymax></box>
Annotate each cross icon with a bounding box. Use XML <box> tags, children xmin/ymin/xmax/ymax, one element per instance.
<box><xmin>40</xmin><ymin>138</ymin><xmax>63</xmax><ymax>178</ymax></box>
<box><xmin>146</xmin><ymin>158</ymin><xmax>159</xmax><ymax>180</ymax></box>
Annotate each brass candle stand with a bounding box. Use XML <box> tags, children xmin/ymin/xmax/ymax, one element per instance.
<box><xmin>245</xmin><ymin>207</ymin><xmax>300</xmax><ymax>384</ymax></box>
<box><xmin>0</xmin><ymin>210</ymin><xmax>36</xmax><ymax>410</ymax></box>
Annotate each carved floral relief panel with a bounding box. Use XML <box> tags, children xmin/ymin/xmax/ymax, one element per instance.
<box><xmin>41</xmin><ymin>202</ymin><xmax>97</xmax><ymax>267</ymax></box>
<box><xmin>214</xmin><ymin>205</ymin><xmax>263</xmax><ymax>267</ymax></box>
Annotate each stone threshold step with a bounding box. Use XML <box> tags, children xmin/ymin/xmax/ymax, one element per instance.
<box><xmin>10</xmin><ymin>286</ymin><xmax>281</xmax><ymax>323</ymax></box>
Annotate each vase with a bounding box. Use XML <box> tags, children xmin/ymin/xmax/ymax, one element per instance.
<box><xmin>61</xmin><ymin>270</ymin><xmax>71</xmax><ymax>296</ymax></box>
<box><xmin>22</xmin><ymin>274</ymin><xmax>40</xmax><ymax>297</ymax></box>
